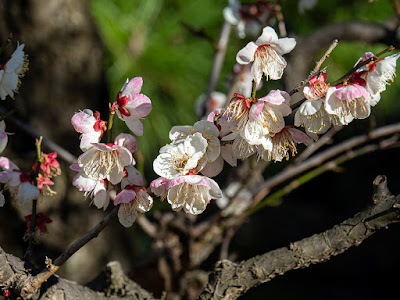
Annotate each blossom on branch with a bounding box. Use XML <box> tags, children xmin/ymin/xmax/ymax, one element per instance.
<box><xmin>114</xmin><ymin>186</ymin><xmax>153</xmax><ymax>227</ymax></box>
<box><xmin>0</xmin><ymin>42</ymin><xmax>29</xmax><ymax>100</ymax></box>
<box><xmin>353</xmin><ymin>52</ymin><xmax>400</xmax><ymax>106</ymax></box>
<box><xmin>77</xmin><ymin>142</ymin><xmax>132</xmax><ymax>185</ymax></box>
<box><xmin>166</xmin><ymin>175</ymin><xmax>222</xmax><ymax>215</ymax></box>
<box><xmin>256</xmin><ymin>126</ymin><xmax>311</xmax><ymax>161</ymax></box>
<box><xmin>71</xmin><ymin>109</ymin><xmax>107</xmax><ymax>152</ymax></box>
<box><xmin>0</xmin><ymin>157</ymin><xmax>39</xmax><ymax>211</ymax></box>
<box><xmin>236</xmin><ymin>26</ymin><xmax>296</xmax><ymax>83</ymax></box>
<box><xmin>112</xmin><ymin>77</ymin><xmax>152</xmax><ymax>136</ymax></box>
<box><xmin>325</xmin><ymin>83</ymin><xmax>370</xmax><ymax>121</ymax></box>
<box><xmin>153</xmin><ymin>132</ymin><xmax>208</xmax><ymax>180</ymax></box>
<box><xmin>294</xmin><ymin>73</ymin><xmax>340</xmax><ymax>134</ymax></box>
<box><xmin>25</xmin><ymin>212</ymin><xmax>52</xmax><ymax>234</ymax></box>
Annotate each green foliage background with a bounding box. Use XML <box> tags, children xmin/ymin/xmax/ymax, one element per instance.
<box><xmin>90</xmin><ymin>0</ymin><xmax>400</xmax><ymax>181</ymax></box>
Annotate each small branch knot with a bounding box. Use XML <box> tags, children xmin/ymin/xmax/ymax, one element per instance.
<box><xmin>372</xmin><ymin>175</ymin><xmax>391</xmax><ymax>204</ymax></box>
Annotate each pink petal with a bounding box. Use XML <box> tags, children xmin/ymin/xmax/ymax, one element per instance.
<box><xmin>114</xmin><ymin>133</ymin><xmax>137</xmax><ymax>153</ymax></box>
<box><xmin>126</xmin><ymin>94</ymin><xmax>152</xmax><ymax>118</ymax></box>
<box><xmin>71</xmin><ymin>110</ymin><xmax>95</xmax><ymax>133</ymax></box>
<box><xmin>124</xmin><ymin>115</ymin><xmax>144</xmax><ymax>136</ymax></box>
<box><xmin>289</xmin><ymin>128</ymin><xmax>310</xmax><ymax>145</ymax></box>
<box><xmin>114</xmin><ymin>189</ymin><xmax>136</xmax><ymax>205</ymax></box>
<box><xmin>249</xmin><ymin>102</ymin><xmax>264</xmax><ymax>121</ymax></box>
<box><xmin>121</xmin><ymin>77</ymin><xmax>143</xmax><ymax>98</ymax></box>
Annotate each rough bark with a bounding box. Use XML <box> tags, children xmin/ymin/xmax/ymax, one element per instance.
<box><xmin>199</xmin><ymin>175</ymin><xmax>400</xmax><ymax>299</ymax></box>
<box><xmin>1</xmin><ymin>176</ymin><xmax>400</xmax><ymax>300</ymax></box>
<box><xmin>0</xmin><ymin>249</ymin><xmax>156</xmax><ymax>300</ymax></box>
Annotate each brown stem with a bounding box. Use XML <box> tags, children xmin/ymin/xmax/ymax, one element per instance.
<box><xmin>251</xmin><ymin>122</ymin><xmax>400</xmax><ymax>206</ymax></box>
<box><xmin>201</xmin><ymin>20</ymin><xmax>231</xmax><ymax>117</ymax></box>
<box><xmin>21</xmin><ymin>206</ymin><xmax>118</xmax><ymax>297</ymax></box>
<box><xmin>199</xmin><ymin>176</ymin><xmax>400</xmax><ymax>300</ymax></box>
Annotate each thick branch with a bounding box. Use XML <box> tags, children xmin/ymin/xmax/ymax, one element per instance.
<box><xmin>199</xmin><ymin>176</ymin><xmax>400</xmax><ymax>299</ymax></box>
<box><xmin>0</xmin><ymin>247</ymin><xmax>156</xmax><ymax>300</ymax></box>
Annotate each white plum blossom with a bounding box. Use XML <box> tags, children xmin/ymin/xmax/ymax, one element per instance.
<box><xmin>0</xmin><ymin>42</ymin><xmax>29</xmax><ymax>100</ymax></box>
<box><xmin>114</xmin><ymin>77</ymin><xmax>152</xmax><ymax>136</ymax></box>
<box><xmin>71</xmin><ymin>109</ymin><xmax>106</xmax><ymax>151</ymax></box>
<box><xmin>166</xmin><ymin>175</ymin><xmax>222</xmax><ymax>215</ymax></box>
<box><xmin>325</xmin><ymin>84</ymin><xmax>370</xmax><ymax>121</ymax></box>
<box><xmin>169</xmin><ymin>120</ymin><xmax>220</xmax><ymax>165</ymax></box>
<box><xmin>77</xmin><ymin>142</ymin><xmax>132</xmax><ymax>185</ymax></box>
<box><xmin>0</xmin><ymin>121</ymin><xmax>8</xmax><ymax>153</ymax></box>
<box><xmin>294</xmin><ymin>73</ymin><xmax>340</xmax><ymax>134</ymax></box>
<box><xmin>153</xmin><ymin>132</ymin><xmax>208</xmax><ymax>179</ymax></box>
<box><xmin>236</xmin><ymin>26</ymin><xmax>296</xmax><ymax>83</ymax></box>
<box><xmin>114</xmin><ymin>186</ymin><xmax>153</xmax><ymax>227</ymax></box>
<box><xmin>0</xmin><ymin>157</ymin><xmax>39</xmax><ymax>211</ymax></box>
<box><xmin>222</xmin><ymin>90</ymin><xmax>291</xmax><ymax>160</ymax></box>
<box><xmin>243</xmin><ymin>90</ymin><xmax>291</xmax><ymax>143</ymax></box>
<box><xmin>361</xmin><ymin>52</ymin><xmax>400</xmax><ymax>106</ymax></box>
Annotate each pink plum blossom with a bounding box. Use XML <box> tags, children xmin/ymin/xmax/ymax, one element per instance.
<box><xmin>256</xmin><ymin>126</ymin><xmax>311</xmax><ymax>162</ymax></box>
<box><xmin>236</xmin><ymin>26</ymin><xmax>296</xmax><ymax>83</ymax></box>
<box><xmin>77</xmin><ymin>142</ymin><xmax>132</xmax><ymax>185</ymax></box>
<box><xmin>0</xmin><ymin>42</ymin><xmax>29</xmax><ymax>100</ymax></box>
<box><xmin>0</xmin><ymin>157</ymin><xmax>39</xmax><ymax>211</ymax></box>
<box><xmin>114</xmin><ymin>186</ymin><xmax>153</xmax><ymax>228</ymax></box>
<box><xmin>150</xmin><ymin>177</ymin><xmax>169</xmax><ymax>201</ymax></box>
<box><xmin>294</xmin><ymin>73</ymin><xmax>340</xmax><ymax>134</ymax></box>
<box><xmin>71</xmin><ymin>109</ymin><xmax>106</xmax><ymax>151</ymax></box>
<box><xmin>166</xmin><ymin>175</ymin><xmax>222</xmax><ymax>215</ymax></box>
<box><xmin>325</xmin><ymin>84</ymin><xmax>370</xmax><ymax>121</ymax></box>
<box><xmin>114</xmin><ymin>77</ymin><xmax>152</xmax><ymax>136</ymax></box>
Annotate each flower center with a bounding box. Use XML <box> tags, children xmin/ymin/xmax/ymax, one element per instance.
<box><xmin>271</xmin><ymin>129</ymin><xmax>297</xmax><ymax>161</ymax></box>
<box><xmin>83</xmin><ymin>150</ymin><xmax>123</xmax><ymax>180</ymax></box>
<box><xmin>173</xmin><ymin>153</ymin><xmax>189</xmax><ymax>173</ymax></box>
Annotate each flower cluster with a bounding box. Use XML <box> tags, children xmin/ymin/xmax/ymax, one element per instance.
<box><xmin>151</xmin><ymin>121</ymin><xmax>223</xmax><ymax>215</ymax></box>
<box><xmin>71</xmin><ymin>77</ymin><xmax>153</xmax><ymax>227</ymax></box>
<box><xmin>295</xmin><ymin>52</ymin><xmax>400</xmax><ymax>135</ymax></box>
<box><xmin>0</xmin><ymin>150</ymin><xmax>60</xmax><ymax>212</ymax></box>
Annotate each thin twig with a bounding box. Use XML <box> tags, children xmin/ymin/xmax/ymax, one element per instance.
<box><xmin>289</xmin><ymin>39</ymin><xmax>338</xmax><ymax>96</ymax></box>
<box><xmin>391</xmin><ymin>0</ymin><xmax>400</xmax><ymax>27</ymax></box>
<box><xmin>0</xmin><ymin>105</ymin><xmax>77</xmax><ymax>164</ymax></box>
<box><xmin>251</xmin><ymin>122</ymin><xmax>400</xmax><ymax>206</ymax></box>
<box><xmin>22</xmin><ymin>206</ymin><xmax>118</xmax><ymax>296</ymax></box>
<box><xmin>202</xmin><ymin>20</ymin><xmax>232</xmax><ymax>117</ymax></box>
<box><xmin>248</xmin><ymin>142</ymin><xmax>394</xmax><ymax>215</ymax></box>
<box><xmin>274</xmin><ymin>3</ymin><xmax>287</xmax><ymax>37</ymax></box>
<box><xmin>294</xmin><ymin>126</ymin><xmax>343</xmax><ymax>164</ymax></box>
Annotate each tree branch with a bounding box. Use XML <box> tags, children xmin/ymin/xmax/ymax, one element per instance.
<box><xmin>199</xmin><ymin>175</ymin><xmax>400</xmax><ymax>300</ymax></box>
<box><xmin>0</xmin><ymin>246</ymin><xmax>156</xmax><ymax>300</ymax></box>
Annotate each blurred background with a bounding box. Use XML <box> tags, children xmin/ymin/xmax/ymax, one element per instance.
<box><xmin>1</xmin><ymin>0</ymin><xmax>400</xmax><ymax>299</ymax></box>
